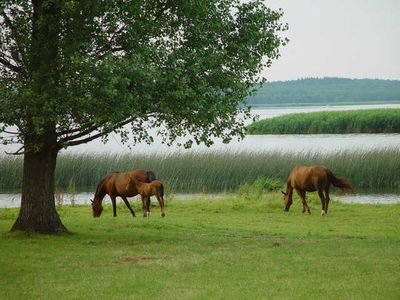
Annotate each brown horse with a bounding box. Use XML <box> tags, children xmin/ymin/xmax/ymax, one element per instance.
<box><xmin>126</xmin><ymin>177</ymin><xmax>166</xmax><ymax>217</ymax></box>
<box><xmin>282</xmin><ymin>164</ymin><xmax>354</xmax><ymax>215</ymax></box>
<box><xmin>91</xmin><ymin>169</ymin><xmax>156</xmax><ymax>218</ymax></box>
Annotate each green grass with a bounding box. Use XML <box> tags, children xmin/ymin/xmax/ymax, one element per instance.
<box><xmin>247</xmin><ymin>109</ymin><xmax>400</xmax><ymax>134</ymax></box>
<box><xmin>1</xmin><ymin>149</ymin><xmax>399</xmax><ymax>193</ymax></box>
<box><xmin>1</xmin><ymin>195</ymin><xmax>399</xmax><ymax>299</ymax></box>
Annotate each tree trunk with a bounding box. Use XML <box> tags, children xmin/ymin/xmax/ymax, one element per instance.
<box><xmin>11</xmin><ymin>145</ymin><xmax>67</xmax><ymax>234</ymax></box>
<box><xmin>9</xmin><ymin>0</ymin><xmax>68</xmax><ymax>234</ymax></box>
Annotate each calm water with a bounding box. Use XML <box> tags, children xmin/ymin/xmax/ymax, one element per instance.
<box><xmin>63</xmin><ymin>103</ymin><xmax>400</xmax><ymax>154</ymax></box>
<box><xmin>1</xmin><ymin>192</ymin><xmax>398</xmax><ymax>208</ymax></box>
<box><xmin>1</xmin><ymin>103</ymin><xmax>399</xmax><ymax>155</ymax></box>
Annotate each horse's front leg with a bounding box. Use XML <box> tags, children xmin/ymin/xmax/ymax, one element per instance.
<box><xmin>298</xmin><ymin>190</ymin><xmax>310</xmax><ymax>214</ymax></box>
<box><xmin>140</xmin><ymin>195</ymin><xmax>149</xmax><ymax>217</ymax></box>
<box><xmin>146</xmin><ymin>196</ymin><xmax>151</xmax><ymax>216</ymax></box>
<box><xmin>121</xmin><ymin>196</ymin><xmax>136</xmax><ymax>217</ymax></box>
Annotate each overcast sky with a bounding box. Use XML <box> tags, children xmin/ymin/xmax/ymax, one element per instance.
<box><xmin>260</xmin><ymin>0</ymin><xmax>400</xmax><ymax>81</ymax></box>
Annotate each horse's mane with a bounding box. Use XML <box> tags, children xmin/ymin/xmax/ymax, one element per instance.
<box><xmin>147</xmin><ymin>171</ymin><xmax>156</xmax><ymax>182</ymax></box>
<box><xmin>94</xmin><ymin>175</ymin><xmax>110</xmax><ymax>200</ymax></box>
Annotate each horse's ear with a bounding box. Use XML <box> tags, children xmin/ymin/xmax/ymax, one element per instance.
<box><xmin>281</xmin><ymin>191</ymin><xmax>287</xmax><ymax>195</ymax></box>
<box><xmin>90</xmin><ymin>199</ymin><xmax>94</xmax><ymax>203</ymax></box>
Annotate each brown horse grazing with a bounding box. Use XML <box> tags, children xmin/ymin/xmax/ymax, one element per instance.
<box><xmin>91</xmin><ymin>169</ymin><xmax>156</xmax><ymax>218</ymax></box>
<box><xmin>126</xmin><ymin>177</ymin><xmax>166</xmax><ymax>217</ymax></box>
<box><xmin>282</xmin><ymin>164</ymin><xmax>354</xmax><ymax>215</ymax></box>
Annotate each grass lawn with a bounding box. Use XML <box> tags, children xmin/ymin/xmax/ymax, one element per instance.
<box><xmin>0</xmin><ymin>194</ymin><xmax>399</xmax><ymax>299</ymax></box>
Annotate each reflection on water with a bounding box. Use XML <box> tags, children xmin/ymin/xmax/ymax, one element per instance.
<box><xmin>0</xmin><ymin>192</ymin><xmax>129</xmax><ymax>208</ymax></box>
<box><xmin>1</xmin><ymin>192</ymin><xmax>399</xmax><ymax>208</ymax></box>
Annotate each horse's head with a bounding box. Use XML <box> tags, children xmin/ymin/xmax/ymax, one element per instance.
<box><xmin>281</xmin><ymin>191</ymin><xmax>292</xmax><ymax>211</ymax></box>
<box><xmin>91</xmin><ymin>199</ymin><xmax>103</xmax><ymax>217</ymax></box>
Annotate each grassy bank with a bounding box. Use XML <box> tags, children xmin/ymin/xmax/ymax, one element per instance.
<box><xmin>1</xmin><ymin>149</ymin><xmax>399</xmax><ymax>193</ymax></box>
<box><xmin>247</xmin><ymin>109</ymin><xmax>400</xmax><ymax>134</ymax></box>
<box><xmin>1</xmin><ymin>196</ymin><xmax>399</xmax><ymax>299</ymax></box>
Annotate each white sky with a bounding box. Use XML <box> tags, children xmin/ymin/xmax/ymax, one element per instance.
<box><xmin>260</xmin><ymin>0</ymin><xmax>400</xmax><ymax>81</ymax></box>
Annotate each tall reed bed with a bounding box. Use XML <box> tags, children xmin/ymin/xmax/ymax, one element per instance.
<box><xmin>0</xmin><ymin>148</ymin><xmax>399</xmax><ymax>192</ymax></box>
<box><xmin>247</xmin><ymin>109</ymin><xmax>400</xmax><ymax>134</ymax></box>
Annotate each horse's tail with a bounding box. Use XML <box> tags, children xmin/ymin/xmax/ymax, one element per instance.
<box><xmin>160</xmin><ymin>183</ymin><xmax>164</xmax><ymax>197</ymax></box>
<box><xmin>328</xmin><ymin>170</ymin><xmax>355</xmax><ymax>193</ymax></box>
<box><xmin>147</xmin><ymin>170</ymin><xmax>156</xmax><ymax>183</ymax></box>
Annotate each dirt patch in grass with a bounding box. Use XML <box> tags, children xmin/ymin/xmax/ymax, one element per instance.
<box><xmin>119</xmin><ymin>255</ymin><xmax>159</xmax><ymax>265</ymax></box>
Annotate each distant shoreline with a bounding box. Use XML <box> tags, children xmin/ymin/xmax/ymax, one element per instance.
<box><xmin>247</xmin><ymin>108</ymin><xmax>400</xmax><ymax>135</ymax></box>
<box><xmin>248</xmin><ymin>77</ymin><xmax>400</xmax><ymax>106</ymax></box>
<box><xmin>250</xmin><ymin>100</ymin><xmax>400</xmax><ymax>108</ymax></box>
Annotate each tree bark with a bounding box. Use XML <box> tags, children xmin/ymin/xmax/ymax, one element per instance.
<box><xmin>11</xmin><ymin>145</ymin><xmax>67</xmax><ymax>234</ymax></box>
<box><xmin>11</xmin><ymin>128</ymin><xmax>67</xmax><ymax>234</ymax></box>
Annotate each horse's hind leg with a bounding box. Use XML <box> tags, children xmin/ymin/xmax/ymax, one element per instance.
<box><xmin>324</xmin><ymin>186</ymin><xmax>331</xmax><ymax>214</ymax></box>
<box><xmin>110</xmin><ymin>196</ymin><xmax>117</xmax><ymax>217</ymax></box>
<box><xmin>122</xmin><ymin>196</ymin><xmax>136</xmax><ymax>217</ymax></box>
<box><xmin>318</xmin><ymin>189</ymin><xmax>327</xmax><ymax>216</ymax></box>
<box><xmin>156</xmin><ymin>195</ymin><xmax>165</xmax><ymax>217</ymax></box>
<box><xmin>298</xmin><ymin>190</ymin><xmax>310</xmax><ymax>214</ymax></box>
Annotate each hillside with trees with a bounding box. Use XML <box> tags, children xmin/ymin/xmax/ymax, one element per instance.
<box><xmin>248</xmin><ymin>77</ymin><xmax>400</xmax><ymax>106</ymax></box>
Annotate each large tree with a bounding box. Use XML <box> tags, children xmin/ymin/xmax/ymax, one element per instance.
<box><xmin>0</xmin><ymin>0</ymin><xmax>287</xmax><ymax>233</ymax></box>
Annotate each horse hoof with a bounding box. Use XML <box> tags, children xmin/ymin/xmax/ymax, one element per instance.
<box><xmin>161</xmin><ymin>213</ymin><xmax>165</xmax><ymax>218</ymax></box>
<box><xmin>321</xmin><ymin>210</ymin><xmax>326</xmax><ymax>216</ymax></box>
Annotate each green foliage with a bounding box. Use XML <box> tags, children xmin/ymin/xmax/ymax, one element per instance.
<box><xmin>0</xmin><ymin>0</ymin><xmax>288</xmax><ymax>151</ymax></box>
<box><xmin>0</xmin><ymin>200</ymin><xmax>399</xmax><ymax>299</ymax></box>
<box><xmin>248</xmin><ymin>77</ymin><xmax>400</xmax><ymax>106</ymax></box>
<box><xmin>247</xmin><ymin>109</ymin><xmax>400</xmax><ymax>134</ymax></box>
<box><xmin>1</xmin><ymin>148</ymin><xmax>399</xmax><ymax>192</ymax></box>
<box><xmin>237</xmin><ymin>176</ymin><xmax>284</xmax><ymax>201</ymax></box>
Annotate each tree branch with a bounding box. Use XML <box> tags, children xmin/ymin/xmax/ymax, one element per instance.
<box><xmin>57</xmin><ymin>120</ymin><xmax>97</xmax><ymax>136</ymax></box>
<box><xmin>58</xmin><ymin>117</ymin><xmax>136</xmax><ymax>148</ymax></box>
<box><xmin>0</xmin><ymin>56</ymin><xmax>22</xmax><ymax>73</ymax></box>
<box><xmin>5</xmin><ymin>145</ymin><xmax>25</xmax><ymax>155</ymax></box>
<box><xmin>61</xmin><ymin>131</ymin><xmax>105</xmax><ymax>147</ymax></box>
<box><xmin>93</xmin><ymin>25</ymin><xmax>126</xmax><ymax>56</ymax></box>
<box><xmin>1</xmin><ymin>12</ymin><xmax>26</xmax><ymax>71</ymax></box>
<box><xmin>2</xmin><ymin>129</ymin><xmax>20</xmax><ymax>135</ymax></box>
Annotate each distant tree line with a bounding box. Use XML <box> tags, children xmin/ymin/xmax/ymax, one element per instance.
<box><xmin>248</xmin><ymin>77</ymin><xmax>400</xmax><ymax>106</ymax></box>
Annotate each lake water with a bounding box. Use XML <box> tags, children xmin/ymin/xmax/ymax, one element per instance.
<box><xmin>63</xmin><ymin>103</ymin><xmax>400</xmax><ymax>154</ymax></box>
<box><xmin>1</xmin><ymin>192</ymin><xmax>398</xmax><ymax>208</ymax></box>
<box><xmin>1</xmin><ymin>103</ymin><xmax>399</xmax><ymax>155</ymax></box>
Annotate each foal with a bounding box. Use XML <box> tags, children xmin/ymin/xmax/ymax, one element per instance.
<box><xmin>126</xmin><ymin>177</ymin><xmax>166</xmax><ymax>217</ymax></box>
